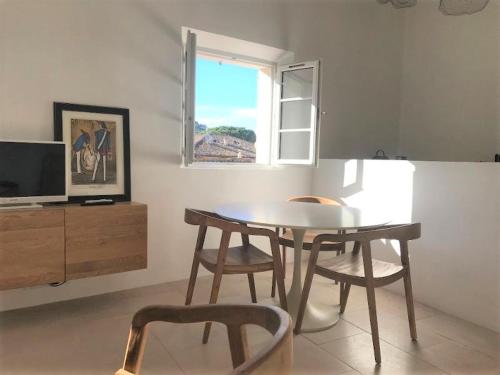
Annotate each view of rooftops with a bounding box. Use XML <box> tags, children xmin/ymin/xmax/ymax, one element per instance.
<box><xmin>194</xmin><ymin>55</ymin><xmax>258</xmax><ymax>163</ymax></box>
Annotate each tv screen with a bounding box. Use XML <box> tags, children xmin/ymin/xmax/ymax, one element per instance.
<box><xmin>0</xmin><ymin>141</ymin><xmax>66</xmax><ymax>203</ymax></box>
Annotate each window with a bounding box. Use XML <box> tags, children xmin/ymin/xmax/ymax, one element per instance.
<box><xmin>276</xmin><ymin>61</ymin><xmax>320</xmax><ymax>165</ymax></box>
<box><xmin>193</xmin><ymin>51</ymin><xmax>273</xmax><ymax>164</ymax></box>
<box><xmin>183</xmin><ymin>30</ymin><xmax>320</xmax><ymax>167</ymax></box>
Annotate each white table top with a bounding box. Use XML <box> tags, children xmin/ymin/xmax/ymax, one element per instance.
<box><xmin>215</xmin><ymin>202</ymin><xmax>390</xmax><ymax>230</ymax></box>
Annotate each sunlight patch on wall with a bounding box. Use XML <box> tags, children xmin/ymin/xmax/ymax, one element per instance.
<box><xmin>343</xmin><ymin>159</ymin><xmax>358</xmax><ymax>188</ymax></box>
<box><xmin>341</xmin><ymin>160</ymin><xmax>415</xmax><ymax>254</ymax></box>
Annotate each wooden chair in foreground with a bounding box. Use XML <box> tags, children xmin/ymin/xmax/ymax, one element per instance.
<box><xmin>271</xmin><ymin>196</ymin><xmax>345</xmax><ymax>297</ymax></box>
<box><xmin>115</xmin><ymin>304</ymin><xmax>293</xmax><ymax>375</ymax></box>
<box><xmin>294</xmin><ymin>223</ymin><xmax>421</xmax><ymax>364</ymax></box>
<box><xmin>184</xmin><ymin>209</ymin><xmax>287</xmax><ymax>343</ymax></box>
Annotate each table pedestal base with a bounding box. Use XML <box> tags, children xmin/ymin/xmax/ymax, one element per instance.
<box><xmin>288</xmin><ymin>299</ymin><xmax>340</xmax><ymax>333</ymax></box>
<box><xmin>262</xmin><ymin>296</ymin><xmax>340</xmax><ymax>333</ymax></box>
<box><xmin>276</xmin><ymin>228</ymin><xmax>341</xmax><ymax>332</ymax></box>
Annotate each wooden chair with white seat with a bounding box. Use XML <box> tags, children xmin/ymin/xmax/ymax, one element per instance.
<box><xmin>115</xmin><ymin>304</ymin><xmax>293</xmax><ymax>375</ymax></box>
<box><xmin>294</xmin><ymin>223</ymin><xmax>421</xmax><ymax>364</ymax></box>
<box><xmin>184</xmin><ymin>208</ymin><xmax>288</xmax><ymax>343</ymax></box>
<box><xmin>271</xmin><ymin>195</ymin><xmax>346</xmax><ymax>297</ymax></box>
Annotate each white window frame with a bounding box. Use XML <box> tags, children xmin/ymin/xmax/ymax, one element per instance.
<box><xmin>182</xmin><ymin>30</ymin><xmax>321</xmax><ymax>168</ymax></box>
<box><xmin>273</xmin><ymin>60</ymin><xmax>321</xmax><ymax>166</ymax></box>
<box><xmin>183</xmin><ymin>30</ymin><xmax>196</xmax><ymax>166</ymax></box>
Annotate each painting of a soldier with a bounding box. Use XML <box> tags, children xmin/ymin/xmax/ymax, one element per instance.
<box><xmin>70</xmin><ymin>119</ymin><xmax>117</xmax><ymax>185</ymax></box>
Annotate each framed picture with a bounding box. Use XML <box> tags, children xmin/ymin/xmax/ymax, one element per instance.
<box><xmin>54</xmin><ymin>102</ymin><xmax>131</xmax><ymax>203</ymax></box>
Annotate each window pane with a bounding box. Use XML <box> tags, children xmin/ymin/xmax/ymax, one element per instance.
<box><xmin>194</xmin><ymin>56</ymin><xmax>258</xmax><ymax>163</ymax></box>
<box><xmin>282</xmin><ymin>68</ymin><xmax>313</xmax><ymax>99</ymax></box>
<box><xmin>280</xmin><ymin>99</ymin><xmax>313</xmax><ymax>130</ymax></box>
<box><xmin>279</xmin><ymin>132</ymin><xmax>310</xmax><ymax>160</ymax></box>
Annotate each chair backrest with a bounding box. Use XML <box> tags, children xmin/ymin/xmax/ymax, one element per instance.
<box><xmin>115</xmin><ymin>304</ymin><xmax>293</xmax><ymax>375</ymax></box>
<box><xmin>184</xmin><ymin>208</ymin><xmax>277</xmax><ymax>243</ymax></box>
<box><xmin>312</xmin><ymin>223</ymin><xmax>421</xmax><ymax>245</ymax></box>
<box><xmin>288</xmin><ymin>195</ymin><xmax>342</xmax><ymax>206</ymax></box>
<box><xmin>312</xmin><ymin>223</ymin><xmax>421</xmax><ymax>273</ymax></box>
<box><xmin>185</xmin><ymin>208</ymin><xmax>241</xmax><ymax>232</ymax></box>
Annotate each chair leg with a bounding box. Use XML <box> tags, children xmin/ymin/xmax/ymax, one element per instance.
<box><xmin>271</xmin><ymin>245</ymin><xmax>286</xmax><ymax>298</ymax></box>
<box><xmin>282</xmin><ymin>245</ymin><xmax>287</xmax><ymax>278</ymax></box>
<box><xmin>271</xmin><ymin>271</ymin><xmax>276</xmax><ymax>298</ymax></box>
<box><xmin>275</xmin><ymin>265</ymin><xmax>287</xmax><ymax>312</ymax></box>
<box><xmin>340</xmin><ymin>282</ymin><xmax>351</xmax><ymax>314</ymax></box>
<box><xmin>271</xmin><ymin>244</ymin><xmax>288</xmax><ymax>312</ymax></box>
<box><xmin>247</xmin><ymin>273</ymin><xmax>257</xmax><ymax>303</ymax></box>
<box><xmin>185</xmin><ymin>254</ymin><xmax>200</xmax><ymax>306</ymax></box>
<box><xmin>366</xmin><ymin>285</ymin><xmax>381</xmax><ymax>364</ymax></box>
<box><xmin>202</xmin><ymin>269</ymin><xmax>224</xmax><ymax>344</ymax></box>
<box><xmin>334</xmin><ymin>250</ymin><xmax>342</xmax><ymax>285</ymax></box>
<box><xmin>403</xmin><ymin>271</ymin><xmax>418</xmax><ymax>340</ymax></box>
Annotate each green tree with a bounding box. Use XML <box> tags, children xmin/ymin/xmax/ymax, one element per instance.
<box><xmin>207</xmin><ymin>126</ymin><xmax>256</xmax><ymax>143</ymax></box>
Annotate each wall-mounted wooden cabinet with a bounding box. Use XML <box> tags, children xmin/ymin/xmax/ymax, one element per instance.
<box><xmin>65</xmin><ymin>203</ymin><xmax>147</xmax><ymax>280</ymax></box>
<box><xmin>0</xmin><ymin>202</ymin><xmax>147</xmax><ymax>291</ymax></box>
<box><xmin>0</xmin><ymin>208</ymin><xmax>65</xmax><ymax>289</ymax></box>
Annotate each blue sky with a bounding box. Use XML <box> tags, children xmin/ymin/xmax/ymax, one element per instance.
<box><xmin>195</xmin><ymin>57</ymin><xmax>258</xmax><ymax>130</ymax></box>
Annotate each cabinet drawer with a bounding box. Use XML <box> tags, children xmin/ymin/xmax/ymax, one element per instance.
<box><xmin>65</xmin><ymin>203</ymin><xmax>147</xmax><ymax>280</ymax></box>
<box><xmin>0</xmin><ymin>208</ymin><xmax>65</xmax><ymax>290</ymax></box>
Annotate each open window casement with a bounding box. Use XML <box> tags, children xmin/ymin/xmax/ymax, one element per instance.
<box><xmin>183</xmin><ymin>30</ymin><xmax>196</xmax><ymax>166</ymax></box>
<box><xmin>182</xmin><ymin>28</ymin><xmax>320</xmax><ymax>167</ymax></box>
<box><xmin>274</xmin><ymin>61</ymin><xmax>321</xmax><ymax>165</ymax></box>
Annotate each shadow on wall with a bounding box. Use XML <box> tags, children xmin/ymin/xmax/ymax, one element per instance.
<box><xmin>128</xmin><ymin>0</ymin><xmax>183</xmax><ymax>84</ymax></box>
<box><xmin>119</xmin><ymin>1</ymin><xmax>185</xmax><ymax>166</ymax></box>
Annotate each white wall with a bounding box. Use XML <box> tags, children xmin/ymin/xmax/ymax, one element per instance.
<box><xmin>313</xmin><ymin>159</ymin><xmax>500</xmax><ymax>333</ymax></box>
<box><xmin>0</xmin><ymin>0</ymin><xmax>310</xmax><ymax>311</ymax></box>
<box><xmin>3</xmin><ymin>0</ymin><xmax>497</xmax><ymax>336</ymax></box>
<box><xmin>0</xmin><ymin>0</ymin><xmax>401</xmax><ymax>311</ymax></box>
<box><xmin>286</xmin><ymin>0</ymin><xmax>404</xmax><ymax>159</ymax></box>
<box><xmin>397</xmin><ymin>1</ymin><xmax>500</xmax><ymax>162</ymax></box>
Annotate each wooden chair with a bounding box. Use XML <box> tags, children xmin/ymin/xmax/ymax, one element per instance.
<box><xmin>184</xmin><ymin>209</ymin><xmax>287</xmax><ymax>343</ymax></box>
<box><xmin>271</xmin><ymin>196</ymin><xmax>345</xmax><ymax>297</ymax></box>
<box><xmin>294</xmin><ymin>223</ymin><xmax>421</xmax><ymax>364</ymax></box>
<box><xmin>115</xmin><ymin>304</ymin><xmax>293</xmax><ymax>375</ymax></box>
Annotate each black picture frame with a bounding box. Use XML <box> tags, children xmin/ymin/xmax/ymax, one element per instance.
<box><xmin>54</xmin><ymin>102</ymin><xmax>131</xmax><ymax>203</ymax></box>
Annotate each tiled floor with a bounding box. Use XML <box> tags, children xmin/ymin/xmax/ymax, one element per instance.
<box><xmin>1</xmin><ymin>264</ymin><xmax>499</xmax><ymax>374</ymax></box>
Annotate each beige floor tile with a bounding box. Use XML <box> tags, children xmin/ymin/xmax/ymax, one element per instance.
<box><xmin>150</xmin><ymin>320</ymin><xmax>228</xmax><ymax>352</ymax></box>
<box><xmin>0</xmin><ymin>314</ymin><xmax>182</xmax><ymax>375</ymax></box>
<box><xmin>339</xmin><ymin>285</ymin><xmax>438</xmax><ymax>321</ymax></box>
<box><xmin>341</xmin><ymin>309</ymin><xmax>450</xmax><ymax>354</ymax></box>
<box><xmin>245</xmin><ymin>324</ymin><xmax>276</xmax><ymax>350</ymax></box>
<box><xmin>173</xmin><ymin>273</ymin><xmax>276</xmax><ymax>306</ymax></box>
<box><xmin>320</xmin><ymin>333</ymin><xmax>446</xmax><ymax>375</ymax></box>
<box><xmin>416</xmin><ymin>340</ymin><xmax>500</xmax><ymax>375</ymax></box>
<box><xmin>418</xmin><ymin>314</ymin><xmax>500</xmax><ymax>359</ymax></box>
<box><xmin>1</xmin><ymin>269</ymin><xmax>499</xmax><ymax>375</ymax></box>
<box><xmin>292</xmin><ymin>336</ymin><xmax>354</xmax><ymax>375</ymax></box>
<box><xmin>246</xmin><ymin>330</ymin><xmax>353</xmax><ymax>374</ymax></box>
<box><xmin>303</xmin><ymin>319</ymin><xmax>365</xmax><ymax>345</ymax></box>
<box><xmin>167</xmin><ymin>335</ymin><xmax>234</xmax><ymax>375</ymax></box>
<box><xmin>0</xmin><ymin>287</ymin><xmax>185</xmax><ymax>333</ymax></box>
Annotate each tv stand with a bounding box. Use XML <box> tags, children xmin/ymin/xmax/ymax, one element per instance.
<box><xmin>0</xmin><ymin>203</ymin><xmax>43</xmax><ymax>210</ymax></box>
<box><xmin>0</xmin><ymin>202</ymin><xmax>147</xmax><ymax>290</ymax></box>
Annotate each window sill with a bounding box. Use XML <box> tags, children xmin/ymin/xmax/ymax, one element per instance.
<box><xmin>180</xmin><ymin>162</ymin><xmax>316</xmax><ymax>170</ymax></box>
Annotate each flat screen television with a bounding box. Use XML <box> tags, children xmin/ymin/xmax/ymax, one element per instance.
<box><xmin>0</xmin><ymin>140</ymin><xmax>67</xmax><ymax>205</ymax></box>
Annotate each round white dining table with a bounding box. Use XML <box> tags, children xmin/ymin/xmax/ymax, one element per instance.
<box><xmin>215</xmin><ymin>201</ymin><xmax>390</xmax><ymax>332</ymax></box>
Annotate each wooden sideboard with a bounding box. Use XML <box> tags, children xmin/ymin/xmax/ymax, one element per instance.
<box><xmin>0</xmin><ymin>202</ymin><xmax>147</xmax><ymax>291</ymax></box>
